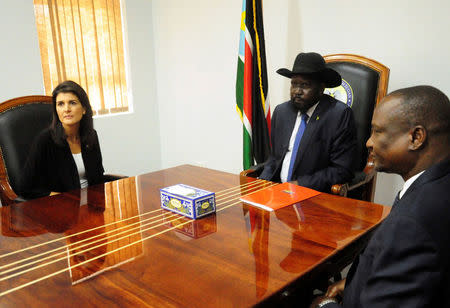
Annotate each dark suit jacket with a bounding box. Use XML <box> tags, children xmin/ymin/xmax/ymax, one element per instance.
<box><xmin>325</xmin><ymin>159</ymin><xmax>450</xmax><ymax>307</ymax></box>
<box><xmin>20</xmin><ymin>128</ymin><xmax>105</xmax><ymax>198</ymax></box>
<box><xmin>259</xmin><ymin>94</ymin><xmax>356</xmax><ymax>192</ymax></box>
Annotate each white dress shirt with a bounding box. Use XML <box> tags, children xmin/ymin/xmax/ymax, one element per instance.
<box><xmin>73</xmin><ymin>153</ymin><xmax>89</xmax><ymax>205</ymax></box>
<box><xmin>399</xmin><ymin>170</ymin><xmax>425</xmax><ymax>199</ymax></box>
<box><xmin>72</xmin><ymin>153</ymin><xmax>88</xmax><ymax>189</ymax></box>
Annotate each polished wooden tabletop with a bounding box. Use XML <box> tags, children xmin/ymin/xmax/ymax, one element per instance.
<box><xmin>0</xmin><ymin>165</ymin><xmax>389</xmax><ymax>307</ymax></box>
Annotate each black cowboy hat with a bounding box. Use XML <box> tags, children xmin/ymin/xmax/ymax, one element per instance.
<box><xmin>276</xmin><ymin>52</ymin><xmax>342</xmax><ymax>87</ymax></box>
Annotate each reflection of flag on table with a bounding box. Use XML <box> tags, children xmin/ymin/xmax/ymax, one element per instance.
<box><xmin>236</xmin><ymin>0</ymin><xmax>271</xmax><ymax>170</ymax></box>
<box><xmin>243</xmin><ymin>206</ymin><xmax>270</xmax><ymax>298</ymax></box>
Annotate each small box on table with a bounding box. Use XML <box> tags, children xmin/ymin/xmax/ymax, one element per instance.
<box><xmin>160</xmin><ymin>184</ymin><xmax>216</xmax><ymax>219</ymax></box>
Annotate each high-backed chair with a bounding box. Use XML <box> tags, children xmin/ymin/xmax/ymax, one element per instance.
<box><xmin>325</xmin><ymin>54</ymin><xmax>389</xmax><ymax>201</ymax></box>
<box><xmin>241</xmin><ymin>54</ymin><xmax>389</xmax><ymax>202</ymax></box>
<box><xmin>0</xmin><ymin>95</ymin><xmax>125</xmax><ymax>206</ymax></box>
<box><xmin>0</xmin><ymin>96</ymin><xmax>53</xmax><ymax>206</ymax></box>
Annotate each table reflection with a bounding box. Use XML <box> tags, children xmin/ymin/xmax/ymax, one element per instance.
<box><xmin>237</xmin><ymin>175</ymin><xmax>388</xmax><ymax>301</ymax></box>
<box><xmin>67</xmin><ymin>177</ymin><xmax>144</xmax><ymax>284</ymax></box>
<box><xmin>242</xmin><ymin>205</ymin><xmax>270</xmax><ymax>298</ymax></box>
<box><xmin>0</xmin><ymin>177</ymin><xmax>144</xmax><ymax>289</ymax></box>
<box><xmin>163</xmin><ymin>212</ymin><xmax>217</xmax><ymax>239</ymax></box>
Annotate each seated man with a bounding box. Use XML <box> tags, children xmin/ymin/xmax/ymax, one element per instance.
<box><xmin>259</xmin><ymin>52</ymin><xmax>357</xmax><ymax>193</ymax></box>
<box><xmin>311</xmin><ymin>85</ymin><xmax>450</xmax><ymax>307</ymax></box>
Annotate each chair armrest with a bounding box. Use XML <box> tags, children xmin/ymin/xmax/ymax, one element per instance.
<box><xmin>331</xmin><ymin>155</ymin><xmax>377</xmax><ymax>197</ymax></box>
<box><xmin>104</xmin><ymin>174</ymin><xmax>128</xmax><ymax>182</ymax></box>
<box><xmin>0</xmin><ymin>181</ymin><xmax>18</xmax><ymax>206</ymax></box>
<box><xmin>348</xmin><ymin>155</ymin><xmax>376</xmax><ymax>190</ymax></box>
<box><xmin>362</xmin><ymin>155</ymin><xmax>375</xmax><ymax>176</ymax></box>
<box><xmin>239</xmin><ymin>163</ymin><xmax>266</xmax><ymax>178</ymax></box>
<box><xmin>331</xmin><ymin>183</ymin><xmax>348</xmax><ymax>196</ymax></box>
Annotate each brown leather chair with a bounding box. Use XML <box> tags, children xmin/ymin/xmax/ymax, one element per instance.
<box><xmin>0</xmin><ymin>95</ymin><xmax>125</xmax><ymax>206</ymax></box>
<box><xmin>241</xmin><ymin>54</ymin><xmax>390</xmax><ymax>202</ymax></box>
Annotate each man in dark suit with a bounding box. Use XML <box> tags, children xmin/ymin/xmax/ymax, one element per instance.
<box><xmin>310</xmin><ymin>85</ymin><xmax>450</xmax><ymax>307</ymax></box>
<box><xmin>259</xmin><ymin>52</ymin><xmax>357</xmax><ymax>193</ymax></box>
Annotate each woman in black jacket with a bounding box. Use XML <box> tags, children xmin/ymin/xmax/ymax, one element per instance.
<box><xmin>21</xmin><ymin>80</ymin><xmax>105</xmax><ymax>198</ymax></box>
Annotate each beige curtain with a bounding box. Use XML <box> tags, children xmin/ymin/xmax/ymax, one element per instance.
<box><xmin>34</xmin><ymin>0</ymin><xmax>129</xmax><ymax>115</ymax></box>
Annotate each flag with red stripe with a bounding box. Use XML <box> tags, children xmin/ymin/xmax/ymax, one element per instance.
<box><xmin>236</xmin><ymin>0</ymin><xmax>271</xmax><ymax>170</ymax></box>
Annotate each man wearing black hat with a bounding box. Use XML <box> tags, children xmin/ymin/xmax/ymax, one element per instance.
<box><xmin>259</xmin><ymin>52</ymin><xmax>357</xmax><ymax>193</ymax></box>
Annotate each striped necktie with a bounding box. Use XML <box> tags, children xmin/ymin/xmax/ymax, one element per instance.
<box><xmin>287</xmin><ymin>114</ymin><xmax>308</xmax><ymax>181</ymax></box>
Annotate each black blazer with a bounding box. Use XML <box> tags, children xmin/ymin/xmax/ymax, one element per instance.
<box><xmin>326</xmin><ymin>159</ymin><xmax>450</xmax><ymax>307</ymax></box>
<box><xmin>260</xmin><ymin>95</ymin><xmax>356</xmax><ymax>192</ymax></box>
<box><xmin>20</xmin><ymin>128</ymin><xmax>105</xmax><ymax>198</ymax></box>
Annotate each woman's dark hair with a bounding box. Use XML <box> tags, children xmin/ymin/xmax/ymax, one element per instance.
<box><xmin>50</xmin><ymin>80</ymin><xmax>95</xmax><ymax>147</ymax></box>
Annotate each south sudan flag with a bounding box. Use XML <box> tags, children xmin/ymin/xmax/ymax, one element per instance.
<box><xmin>236</xmin><ymin>0</ymin><xmax>271</xmax><ymax>170</ymax></box>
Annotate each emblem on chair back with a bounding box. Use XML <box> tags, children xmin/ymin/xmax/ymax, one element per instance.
<box><xmin>324</xmin><ymin>79</ymin><xmax>354</xmax><ymax>108</ymax></box>
<box><xmin>0</xmin><ymin>96</ymin><xmax>53</xmax><ymax>203</ymax></box>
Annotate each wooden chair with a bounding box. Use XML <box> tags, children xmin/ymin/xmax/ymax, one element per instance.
<box><xmin>241</xmin><ymin>54</ymin><xmax>390</xmax><ymax>202</ymax></box>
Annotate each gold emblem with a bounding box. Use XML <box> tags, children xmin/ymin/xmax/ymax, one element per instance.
<box><xmin>282</xmin><ymin>190</ymin><xmax>294</xmax><ymax>195</ymax></box>
<box><xmin>201</xmin><ymin>201</ymin><xmax>210</xmax><ymax>209</ymax></box>
<box><xmin>324</xmin><ymin>79</ymin><xmax>354</xmax><ymax>107</ymax></box>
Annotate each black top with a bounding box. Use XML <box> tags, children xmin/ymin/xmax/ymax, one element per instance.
<box><xmin>19</xmin><ymin>128</ymin><xmax>105</xmax><ymax>199</ymax></box>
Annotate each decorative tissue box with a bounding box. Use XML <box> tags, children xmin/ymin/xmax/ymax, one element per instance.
<box><xmin>160</xmin><ymin>184</ymin><xmax>216</xmax><ymax>219</ymax></box>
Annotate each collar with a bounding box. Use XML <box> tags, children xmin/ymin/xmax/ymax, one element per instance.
<box><xmin>399</xmin><ymin>170</ymin><xmax>425</xmax><ymax>199</ymax></box>
<box><xmin>301</xmin><ymin>101</ymin><xmax>320</xmax><ymax>118</ymax></box>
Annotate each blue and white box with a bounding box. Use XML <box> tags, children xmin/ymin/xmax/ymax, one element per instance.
<box><xmin>160</xmin><ymin>184</ymin><xmax>216</xmax><ymax>219</ymax></box>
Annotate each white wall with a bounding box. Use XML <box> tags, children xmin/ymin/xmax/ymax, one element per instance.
<box><xmin>96</xmin><ymin>0</ymin><xmax>161</xmax><ymax>176</ymax></box>
<box><xmin>0</xmin><ymin>0</ymin><xmax>161</xmax><ymax>177</ymax></box>
<box><xmin>151</xmin><ymin>0</ymin><xmax>243</xmax><ymax>173</ymax></box>
<box><xmin>151</xmin><ymin>0</ymin><xmax>450</xmax><ymax>205</ymax></box>
<box><xmin>0</xmin><ymin>0</ymin><xmax>44</xmax><ymax>97</ymax></box>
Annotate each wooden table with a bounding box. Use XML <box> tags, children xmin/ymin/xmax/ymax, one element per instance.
<box><xmin>0</xmin><ymin>165</ymin><xmax>389</xmax><ymax>307</ymax></box>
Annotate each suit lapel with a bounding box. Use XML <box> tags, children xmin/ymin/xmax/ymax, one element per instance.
<box><xmin>292</xmin><ymin>98</ymin><xmax>329</xmax><ymax>172</ymax></box>
<box><xmin>400</xmin><ymin>159</ymin><xmax>450</xmax><ymax>201</ymax></box>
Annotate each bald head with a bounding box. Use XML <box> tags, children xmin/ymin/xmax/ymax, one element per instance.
<box><xmin>367</xmin><ymin>85</ymin><xmax>450</xmax><ymax>180</ymax></box>
<box><xmin>389</xmin><ymin>85</ymin><xmax>450</xmax><ymax>141</ymax></box>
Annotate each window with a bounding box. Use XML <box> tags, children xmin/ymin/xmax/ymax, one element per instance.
<box><xmin>33</xmin><ymin>0</ymin><xmax>130</xmax><ymax>116</ymax></box>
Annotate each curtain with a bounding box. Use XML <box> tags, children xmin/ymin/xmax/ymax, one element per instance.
<box><xmin>34</xmin><ymin>0</ymin><xmax>129</xmax><ymax>115</ymax></box>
